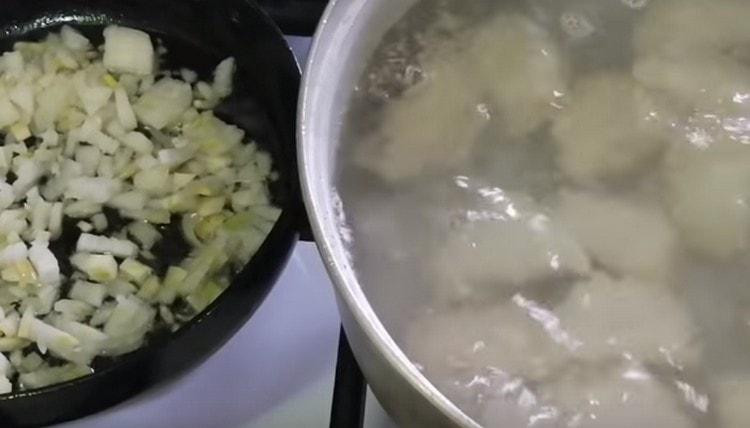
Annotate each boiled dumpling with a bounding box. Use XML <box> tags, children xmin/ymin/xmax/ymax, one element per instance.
<box><xmin>403</xmin><ymin>302</ymin><xmax>573</xmax><ymax>384</ymax></box>
<box><xmin>714</xmin><ymin>375</ymin><xmax>750</xmax><ymax>428</ymax></box>
<box><xmin>404</xmin><ymin>304</ymin><xmax>567</xmax><ymax>427</ymax></box>
<box><xmin>664</xmin><ymin>141</ymin><xmax>750</xmax><ymax>260</ymax></box>
<box><xmin>355</xmin><ymin>59</ymin><xmax>492</xmax><ymax>183</ymax></box>
<box><xmin>634</xmin><ymin>0</ymin><xmax>750</xmax><ymax>58</ymax></box>
<box><xmin>356</xmin><ymin>13</ymin><xmax>566</xmax><ymax>183</ymax></box>
<box><xmin>431</xmin><ymin>191</ymin><xmax>590</xmax><ymax>303</ymax></box>
<box><xmin>541</xmin><ymin>364</ymin><xmax>697</xmax><ymax>428</ymax></box>
<box><xmin>557</xmin><ymin>190</ymin><xmax>677</xmax><ymax>281</ymax></box>
<box><xmin>634</xmin><ymin>0</ymin><xmax>750</xmax><ymax>114</ymax></box>
<box><xmin>470</xmin><ymin>13</ymin><xmax>567</xmax><ymax>138</ymax></box>
<box><xmin>551</xmin><ymin>72</ymin><xmax>667</xmax><ymax>185</ymax></box>
<box><xmin>556</xmin><ymin>273</ymin><xmax>700</xmax><ymax>367</ymax></box>
<box><xmin>634</xmin><ymin>54</ymin><xmax>750</xmax><ymax>115</ymax></box>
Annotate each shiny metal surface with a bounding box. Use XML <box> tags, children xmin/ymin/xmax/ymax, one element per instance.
<box><xmin>298</xmin><ymin>1</ymin><xmax>479</xmax><ymax>426</ymax></box>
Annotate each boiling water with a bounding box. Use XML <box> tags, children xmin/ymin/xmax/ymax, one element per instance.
<box><xmin>336</xmin><ymin>0</ymin><xmax>750</xmax><ymax>426</ymax></box>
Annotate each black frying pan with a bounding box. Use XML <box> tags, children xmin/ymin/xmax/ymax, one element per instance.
<box><xmin>0</xmin><ymin>0</ymin><xmax>321</xmax><ymax>426</ymax></box>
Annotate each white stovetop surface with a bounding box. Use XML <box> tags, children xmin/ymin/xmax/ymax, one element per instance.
<box><xmin>56</xmin><ymin>37</ymin><xmax>398</xmax><ymax>428</ymax></box>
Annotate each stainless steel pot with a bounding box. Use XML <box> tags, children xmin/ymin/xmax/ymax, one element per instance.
<box><xmin>299</xmin><ymin>1</ymin><xmax>479</xmax><ymax>426</ymax></box>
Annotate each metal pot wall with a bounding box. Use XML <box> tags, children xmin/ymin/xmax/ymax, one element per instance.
<box><xmin>299</xmin><ymin>1</ymin><xmax>479</xmax><ymax>426</ymax></box>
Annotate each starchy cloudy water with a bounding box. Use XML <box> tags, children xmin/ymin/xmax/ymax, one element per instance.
<box><xmin>336</xmin><ymin>0</ymin><xmax>750</xmax><ymax>426</ymax></box>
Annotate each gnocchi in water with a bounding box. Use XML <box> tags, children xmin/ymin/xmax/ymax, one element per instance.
<box><xmin>336</xmin><ymin>0</ymin><xmax>750</xmax><ymax>427</ymax></box>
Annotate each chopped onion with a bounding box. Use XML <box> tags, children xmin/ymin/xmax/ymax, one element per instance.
<box><xmin>114</xmin><ymin>87</ymin><xmax>137</xmax><ymax>131</ymax></box>
<box><xmin>69</xmin><ymin>281</ymin><xmax>106</xmax><ymax>307</ymax></box>
<box><xmin>134</xmin><ymin>78</ymin><xmax>192</xmax><ymax>129</ymax></box>
<box><xmin>60</xmin><ymin>25</ymin><xmax>90</xmax><ymax>51</ymax></box>
<box><xmin>71</xmin><ymin>253</ymin><xmax>118</xmax><ymax>283</ymax></box>
<box><xmin>28</xmin><ymin>242</ymin><xmax>60</xmax><ymax>287</ymax></box>
<box><xmin>76</xmin><ymin>233</ymin><xmax>138</xmax><ymax>258</ymax></box>
<box><xmin>212</xmin><ymin>57</ymin><xmax>235</xmax><ymax>98</ymax></box>
<box><xmin>102</xmin><ymin>26</ymin><xmax>154</xmax><ymax>76</ymax></box>
<box><xmin>0</xmin><ymin>25</ymin><xmax>278</xmax><ymax>393</ymax></box>
<box><xmin>120</xmin><ymin>131</ymin><xmax>152</xmax><ymax>154</ymax></box>
<box><xmin>65</xmin><ymin>177</ymin><xmax>121</xmax><ymax>203</ymax></box>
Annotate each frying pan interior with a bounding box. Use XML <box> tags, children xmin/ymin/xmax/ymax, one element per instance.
<box><xmin>0</xmin><ymin>0</ymin><xmax>303</xmax><ymax>426</ymax></box>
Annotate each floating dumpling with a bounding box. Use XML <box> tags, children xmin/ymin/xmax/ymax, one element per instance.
<box><xmin>403</xmin><ymin>302</ymin><xmax>573</xmax><ymax>384</ymax></box>
<box><xmin>556</xmin><ymin>273</ymin><xmax>699</xmax><ymax>367</ymax></box>
<box><xmin>664</xmin><ymin>141</ymin><xmax>750</xmax><ymax>260</ymax></box>
<box><xmin>634</xmin><ymin>0</ymin><xmax>750</xmax><ymax>113</ymax></box>
<box><xmin>634</xmin><ymin>54</ymin><xmax>750</xmax><ymax>115</ymax></box>
<box><xmin>431</xmin><ymin>190</ymin><xmax>590</xmax><ymax>303</ymax></box>
<box><xmin>633</xmin><ymin>0</ymin><xmax>750</xmax><ymax>58</ymax></box>
<box><xmin>557</xmin><ymin>190</ymin><xmax>677</xmax><ymax>281</ymax></box>
<box><xmin>551</xmin><ymin>72</ymin><xmax>667</xmax><ymax>185</ymax></box>
<box><xmin>470</xmin><ymin>14</ymin><xmax>567</xmax><ymax>138</ymax></box>
<box><xmin>354</xmin><ymin>60</ymin><xmax>492</xmax><ymax>183</ymax></box>
<box><xmin>356</xmin><ymin>13</ymin><xmax>565</xmax><ymax>183</ymax></box>
<box><xmin>541</xmin><ymin>365</ymin><xmax>697</xmax><ymax>428</ymax></box>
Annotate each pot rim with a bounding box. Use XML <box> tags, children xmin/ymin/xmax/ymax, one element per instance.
<box><xmin>298</xmin><ymin>1</ymin><xmax>479</xmax><ymax>426</ymax></box>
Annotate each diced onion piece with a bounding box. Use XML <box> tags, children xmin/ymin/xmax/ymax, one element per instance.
<box><xmin>91</xmin><ymin>213</ymin><xmax>107</xmax><ymax>232</ymax></box>
<box><xmin>12</xmin><ymin>158</ymin><xmax>42</xmax><ymax>199</ymax></box>
<box><xmin>69</xmin><ymin>280</ymin><xmax>107</xmax><ymax>307</ymax></box>
<box><xmin>158</xmin><ymin>266</ymin><xmax>187</xmax><ymax>305</ymax></box>
<box><xmin>127</xmin><ymin>222</ymin><xmax>160</xmax><ymax>250</ymax></box>
<box><xmin>65</xmin><ymin>177</ymin><xmax>121</xmax><ymax>203</ymax></box>
<box><xmin>0</xmin><ymin>182</ymin><xmax>14</xmax><ymax>210</ymax></box>
<box><xmin>10</xmin><ymin>84</ymin><xmax>34</xmax><ymax>116</ymax></box>
<box><xmin>0</xmin><ymin>52</ymin><xmax>23</xmax><ymax>76</ymax></box>
<box><xmin>107</xmin><ymin>279</ymin><xmax>137</xmax><ymax>297</ymax></box>
<box><xmin>136</xmin><ymin>275</ymin><xmax>160</xmax><ymax>301</ymax></box>
<box><xmin>0</xmin><ymin>352</ymin><xmax>10</xmax><ymax>378</ymax></box>
<box><xmin>18</xmin><ymin>364</ymin><xmax>91</xmax><ymax>390</ymax></box>
<box><xmin>120</xmin><ymin>131</ymin><xmax>152</xmax><ymax>154</ymax></box>
<box><xmin>76</xmin><ymin>233</ymin><xmax>138</xmax><ymax>258</ymax></box>
<box><xmin>52</xmin><ymin>318</ymin><xmax>107</xmax><ymax>364</ymax></box>
<box><xmin>0</xmin><ymin>242</ymin><xmax>28</xmax><ymax>266</ymax></box>
<box><xmin>75</xmin><ymin>145</ymin><xmax>101</xmax><ymax>176</ymax></box>
<box><xmin>28</xmin><ymin>242</ymin><xmax>60</xmax><ymax>287</ymax></box>
<box><xmin>213</xmin><ymin>57</ymin><xmax>235</xmax><ymax>99</ymax></box>
<box><xmin>133</xmin><ymin>165</ymin><xmax>170</xmax><ymax>196</ymax></box>
<box><xmin>64</xmin><ymin>200</ymin><xmax>102</xmax><ymax>218</ymax></box>
<box><xmin>48</xmin><ymin>203</ymin><xmax>63</xmax><ymax>239</ymax></box>
<box><xmin>61</xmin><ymin>25</ymin><xmax>90</xmax><ymax>51</ymax></box>
<box><xmin>53</xmin><ymin>300</ymin><xmax>94</xmax><ymax>322</ymax></box>
<box><xmin>134</xmin><ymin>78</ymin><xmax>192</xmax><ymax>129</ymax></box>
<box><xmin>108</xmin><ymin>190</ymin><xmax>147</xmax><ymax>212</ymax></box>
<box><xmin>74</xmin><ymin>73</ymin><xmax>112</xmax><ymax>116</ymax></box>
<box><xmin>85</xmin><ymin>130</ymin><xmax>119</xmax><ymax>154</ymax></box>
<box><xmin>172</xmin><ymin>173</ymin><xmax>196</xmax><ymax>191</ymax></box>
<box><xmin>0</xmin><ymin>337</ymin><xmax>29</xmax><ymax>352</ymax></box>
<box><xmin>158</xmin><ymin>147</ymin><xmax>194</xmax><ymax>169</ymax></box>
<box><xmin>120</xmin><ymin>258</ymin><xmax>152</xmax><ymax>284</ymax></box>
<box><xmin>0</xmin><ymin>94</ymin><xmax>20</xmax><ymax>129</ymax></box>
<box><xmin>71</xmin><ymin>253</ymin><xmax>118</xmax><ymax>283</ymax></box>
<box><xmin>0</xmin><ymin>311</ymin><xmax>19</xmax><ymax>337</ymax></box>
<box><xmin>102</xmin><ymin>26</ymin><xmax>154</xmax><ymax>76</ymax></box>
<box><xmin>197</xmin><ymin>196</ymin><xmax>225</xmax><ymax>217</ymax></box>
<box><xmin>114</xmin><ymin>87</ymin><xmax>137</xmax><ymax>131</ymax></box>
<box><xmin>103</xmin><ymin>295</ymin><xmax>154</xmax><ymax>355</ymax></box>
<box><xmin>186</xmin><ymin>280</ymin><xmax>223</xmax><ymax>312</ymax></box>
<box><xmin>183</xmin><ymin>112</ymin><xmax>244</xmax><ymax>155</ymax></box>
<box><xmin>32</xmin><ymin>77</ymin><xmax>72</xmax><ymax>132</ymax></box>
<box><xmin>179</xmin><ymin>236</ymin><xmax>226</xmax><ymax>295</ymax></box>
<box><xmin>18</xmin><ymin>309</ymin><xmax>82</xmax><ymax>363</ymax></box>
